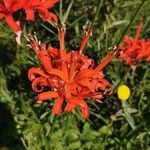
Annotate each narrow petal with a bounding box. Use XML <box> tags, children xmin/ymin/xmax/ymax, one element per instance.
<box><xmin>5</xmin><ymin>15</ymin><xmax>20</xmax><ymax>32</ymax></box>
<box><xmin>38</xmin><ymin>53</ymin><xmax>52</xmax><ymax>73</ymax></box>
<box><xmin>76</xmin><ymin>78</ymin><xmax>91</xmax><ymax>88</ymax></box>
<box><xmin>3</xmin><ymin>0</ymin><xmax>13</xmax><ymax>10</ymax></box>
<box><xmin>0</xmin><ymin>4</ymin><xmax>6</xmax><ymax>11</ymax></box>
<box><xmin>79</xmin><ymin>24</ymin><xmax>92</xmax><ymax>53</ymax></box>
<box><xmin>69</xmin><ymin>60</ymin><xmax>78</xmax><ymax>81</ymax></box>
<box><xmin>87</xmin><ymin>92</ymin><xmax>103</xmax><ymax>99</ymax></box>
<box><xmin>42</xmin><ymin>0</ymin><xmax>60</xmax><ymax>8</ymax></box>
<box><xmin>50</xmin><ymin>68</ymin><xmax>68</xmax><ymax>81</ymax></box>
<box><xmin>0</xmin><ymin>4</ymin><xmax>6</xmax><ymax>18</ymax></box>
<box><xmin>65</xmin><ymin>102</ymin><xmax>76</xmax><ymax>112</ymax></box>
<box><xmin>66</xmin><ymin>97</ymin><xmax>89</xmax><ymax>118</ymax></box>
<box><xmin>61</xmin><ymin>61</ymin><xmax>69</xmax><ymax>80</ymax></box>
<box><xmin>75</xmin><ymin>69</ymin><xmax>98</xmax><ymax>81</ymax></box>
<box><xmin>58</xmin><ymin>25</ymin><xmax>66</xmax><ymax>57</ymax></box>
<box><xmin>29</xmin><ymin>37</ymin><xmax>52</xmax><ymax>73</ymax></box>
<box><xmin>36</xmin><ymin>91</ymin><xmax>59</xmax><ymax>103</ymax></box>
<box><xmin>36</xmin><ymin>6</ymin><xmax>48</xmax><ymax>21</ymax></box>
<box><xmin>52</xmin><ymin>97</ymin><xmax>64</xmax><ymax>115</ymax></box>
<box><xmin>81</xmin><ymin>106</ymin><xmax>89</xmax><ymax>119</ymax></box>
<box><xmin>65</xmin><ymin>83</ymin><xmax>73</xmax><ymax>99</ymax></box>
<box><xmin>27</xmin><ymin>0</ymin><xmax>41</xmax><ymax>7</ymax></box>
<box><xmin>135</xmin><ymin>21</ymin><xmax>143</xmax><ymax>40</ymax></box>
<box><xmin>11</xmin><ymin>0</ymin><xmax>24</xmax><ymax>11</ymax></box>
<box><xmin>48</xmin><ymin>46</ymin><xmax>59</xmax><ymax>58</ymax></box>
<box><xmin>25</xmin><ymin>9</ymin><xmax>35</xmax><ymax>21</ymax></box>
<box><xmin>94</xmin><ymin>49</ymin><xmax>121</xmax><ymax>71</ymax></box>
<box><xmin>75</xmin><ymin>98</ymin><xmax>89</xmax><ymax>119</ymax></box>
<box><xmin>0</xmin><ymin>13</ymin><xmax>5</xmax><ymax>18</ymax></box>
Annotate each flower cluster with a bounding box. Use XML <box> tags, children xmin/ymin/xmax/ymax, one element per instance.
<box><xmin>119</xmin><ymin>21</ymin><xmax>150</xmax><ymax>66</ymax></box>
<box><xmin>0</xmin><ymin>0</ymin><xmax>59</xmax><ymax>44</ymax></box>
<box><xmin>28</xmin><ymin>25</ymin><xmax>118</xmax><ymax>118</ymax></box>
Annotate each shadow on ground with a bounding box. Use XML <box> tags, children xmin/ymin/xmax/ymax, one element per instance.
<box><xmin>0</xmin><ymin>102</ymin><xmax>25</xmax><ymax>150</ymax></box>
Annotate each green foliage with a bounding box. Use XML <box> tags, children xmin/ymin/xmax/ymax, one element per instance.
<box><xmin>0</xmin><ymin>0</ymin><xmax>150</xmax><ymax>150</ymax></box>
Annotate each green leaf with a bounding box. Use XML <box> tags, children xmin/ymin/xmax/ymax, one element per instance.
<box><xmin>62</xmin><ymin>0</ymin><xmax>75</xmax><ymax>23</ymax></box>
<box><xmin>68</xmin><ymin>141</ymin><xmax>81</xmax><ymax>150</ymax></box>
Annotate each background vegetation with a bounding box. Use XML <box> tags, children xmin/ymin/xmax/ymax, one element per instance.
<box><xmin>0</xmin><ymin>0</ymin><xmax>150</xmax><ymax>149</ymax></box>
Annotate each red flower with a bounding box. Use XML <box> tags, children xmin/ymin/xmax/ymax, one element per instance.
<box><xmin>0</xmin><ymin>0</ymin><xmax>23</xmax><ymax>31</ymax></box>
<box><xmin>119</xmin><ymin>21</ymin><xmax>150</xmax><ymax>65</ymax></box>
<box><xmin>0</xmin><ymin>0</ymin><xmax>59</xmax><ymax>45</ymax></box>
<box><xmin>40</xmin><ymin>0</ymin><xmax>60</xmax><ymax>23</ymax></box>
<box><xmin>23</xmin><ymin>0</ymin><xmax>59</xmax><ymax>23</ymax></box>
<box><xmin>28</xmin><ymin>25</ymin><xmax>117</xmax><ymax>118</ymax></box>
<box><xmin>23</xmin><ymin>0</ymin><xmax>44</xmax><ymax>21</ymax></box>
<box><xmin>136</xmin><ymin>39</ymin><xmax>150</xmax><ymax>63</ymax></box>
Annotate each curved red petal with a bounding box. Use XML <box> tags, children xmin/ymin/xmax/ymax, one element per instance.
<box><xmin>31</xmin><ymin>77</ymin><xmax>48</xmax><ymax>92</ymax></box>
<box><xmin>47</xmin><ymin>12</ymin><xmax>58</xmax><ymax>23</ymax></box>
<box><xmin>28</xmin><ymin>67</ymin><xmax>48</xmax><ymax>81</ymax></box>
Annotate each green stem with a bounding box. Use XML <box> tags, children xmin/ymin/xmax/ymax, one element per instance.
<box><xmin>59</xmin><ymin>0</ymin><xmax>63</xmax><ymax>22</ymax></box>
<box><xmin>125</xmin><ymin>123</ymin><xmax>144</xmax><ymax>138</ymax></box>
<box><xmin>113</xmin><ymin>67</ymin><xmax>131</xmax><ymax>94</ymax></box>
<box><xmin>90</xmin><ymin>111</ymin><xmax>108</xmax><ymax>125</ymax></box>
<box><xmin>122</xmin><ymin>101</ymin><xmax>135</xmax><ymax>129</ymax></box>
